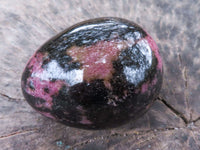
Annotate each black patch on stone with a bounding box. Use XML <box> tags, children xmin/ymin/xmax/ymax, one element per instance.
<box><xmin>144</xmin><ymin>53</ymin><xmax>159</xmax><ymax>82</ymax></box>
<box><xmin>28</xmin><ymin>80</ymin><xmax>35</xmax><ymax>90</ymax></box>
<box><xmin>22</xmin><ymin>89</ymin><xmax>51</xmax><ymax>113</ymax></box>
<box><xmin>42</xmin><ymin>59</ymin><xmax>49</xmax><ymax>66</ymax></box>
<box><xmin>111</xmin><ymin>58</ymin><xmax>129</xmax><ymax>96</ymax></box>
<box><xmin>85</xmin><ymin>104</ymin><xmax>130</xmax><ymax>129</ymax></box>
<box><xmin>113</xmin><ymin>43</ymin><xmax>159</xmax><ymax>88</ymax></box>
<box><xmin>51</xmin><ymin>85</ymin><xmax>82</xmax><ymax>123</ymax></box>
<box><xmin>50</xmin><ymin>79</ymin><xmax>57</xmax><ymax>82</ymax></box>
<box><xmin>21</xmin><ymin>67</ymin><xmax>31</xmax><ymax>86</ymax></box>
<box><xmin>43</xmin><ymin>87</ymin><xmax>49</xmax><ymax>93</ymax></box>
<box><xmin>119</xmin><ymin>45</ymin><xmax>147</xmax><ymax>68</ymax></box>
<box><xmin>41</xmin><ymin>57</ymin><xmax>50</xmax><ymax>68</ymax></box>
<box><xmin>69</xmin><ymin>80</ymin><xmax>109</xmax><ymax>106</ymax></box>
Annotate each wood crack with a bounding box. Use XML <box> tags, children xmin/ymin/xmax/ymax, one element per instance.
<box><xmin>178</xmin><ymin>53</ymin><xmax>191</xmax><ymax>121</ymax></box>
<box><xmin>67</xmin><ymin>124</ymin><xmax>200</xmax><ymax>149</ymax></box>
<box><xmin>193</xmin><ymin>117</ymin><xmax>200</xmax><ymax>123</ymax></box>
<box><xmin>69</xmin><ymin>127</ymin><xmax>181</xmax><ymax>149</ymax></box>
<box><xmin>40</xmin><ymin>16</ymin><xmax>58</xmax><ymax>34</ymax></box>
<box><xmin>182</xmin><ymin>66</ymin><xmax>191</xmax><ymax>121</ymax></box>
<box><xmin>0</xmin><ymin>128</ymin><xmax>38</xmax><ymax>139</ymax></box>
<box><xmin>157</xmin><ymin>96</ymin><xmax>188</xmax><ymax>125</ymax></box>
<box><xmin>178</xmin><ymin>53</ymin><xmax>182</xmax><ymax>67</ymax></box>
<box><xmin>0</xmin><ymin>92</ymin><xmax>24</xmax><ymax>101</ymax></box>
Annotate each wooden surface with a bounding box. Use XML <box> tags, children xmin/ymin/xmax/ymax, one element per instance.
<box><xmin>0</xmin><ymin>0</ymin><xmax>200</xmax><ymax>149</ymax></box>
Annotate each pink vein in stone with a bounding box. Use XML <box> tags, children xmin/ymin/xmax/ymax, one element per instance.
<box><xmin>25</xmin><ymin>52</ymin><xmax>65</xmax><ymax>110</ymax></box>
<box><xmin>27</xmin><ymin>52</ymin><xmax>44</xmax><ymax>74</ymax></box>
<box><xmin>141</xmin><ymin>74</ymin><xmax>158</xmax><ymax>94</ymax></box>
<box><xmin>26</xmin><ymin>77</ymin><xmax>64</xmax><ymax>109</ymax></box>
<box><xmin>80</xmin><ymin>116</ymin><xmax>93</xmax><ymax>125</ymax></box>
<box><xmin>76</xmin><ymin>105</ymin><xmax>93</xmax><ymax>125</ymax></box>
<box><xmin>67</xmin><ymin>40</ymin><xmax>128</xmax><ymax>89</ymax></box>
<box><xmin>36</xmin><ymin>110</ymin><xmax>56</xmax><ymax>120</ymax></box>
<box><xmin>145</xmin><ymin>35</ymin><xmax>163</xmax><ymax>72</ymax></box>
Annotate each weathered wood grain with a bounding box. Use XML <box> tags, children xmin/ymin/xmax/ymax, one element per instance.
<box><xmin>0</xmin><ymin>0</ymin><xmax>200</xmax><ymax>149</ymax></box>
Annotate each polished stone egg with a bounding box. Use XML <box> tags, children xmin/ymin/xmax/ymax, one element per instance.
<box><xmin>21</xmin><ymin>17</ymin><xmax>163</xmax><ymax>129</ymax></box>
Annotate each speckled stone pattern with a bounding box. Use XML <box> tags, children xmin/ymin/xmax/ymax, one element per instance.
<box><xmin>21</xmin><ymin>18</ymin><xmax>163</xmax><ymax>129</ymax></box>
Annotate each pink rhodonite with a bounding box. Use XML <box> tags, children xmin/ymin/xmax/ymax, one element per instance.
<box><xmin>21</xmin><ymin>17</ymin><xmax>163</xmax><ymax>129</ymax></box>
<box><xmin>67</xmin><ymin>40</ymin><xmax>131</xmax><ymax>89</ymax></box>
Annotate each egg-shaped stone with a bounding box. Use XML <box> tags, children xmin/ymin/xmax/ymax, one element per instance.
<box><xmin>21</xmin><ymin>17</ymin><xmax>163</xmax><ymax>129</ymax></box>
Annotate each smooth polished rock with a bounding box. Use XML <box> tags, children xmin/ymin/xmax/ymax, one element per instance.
<box><xmin>21</xmin><ymin>17</ymin><xmax>163</xmax><ymax>129</ymax></box>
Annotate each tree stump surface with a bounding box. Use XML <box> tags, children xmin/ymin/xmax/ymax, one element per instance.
<box><xmin>0</xmin><ymin>0</ymin><xmax>200</xmax><ymax>150</ymax></box>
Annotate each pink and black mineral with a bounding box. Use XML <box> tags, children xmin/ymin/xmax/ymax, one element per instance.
<box><xmin>21</xmin><ymin>18</ymin><xmax>163</xmax><ymax>129</ymax></box>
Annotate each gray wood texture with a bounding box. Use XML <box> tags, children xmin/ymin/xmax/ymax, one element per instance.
<box><xmin>0</xmin><ymin>0</ymin><xmax>200</xmax><ymax>149</ymax></box>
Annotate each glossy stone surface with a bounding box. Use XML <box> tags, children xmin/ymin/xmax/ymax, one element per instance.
<box><xmin>21</xmin><ymin>17</ymin><xmax>163</xmax><ymax>129</ymax></box>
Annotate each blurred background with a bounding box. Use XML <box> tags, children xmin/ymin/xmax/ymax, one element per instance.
<box><xmin>0</xmin><ymin>0</ymin><xmax>200</xmax><ymax>149</ymax></box>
